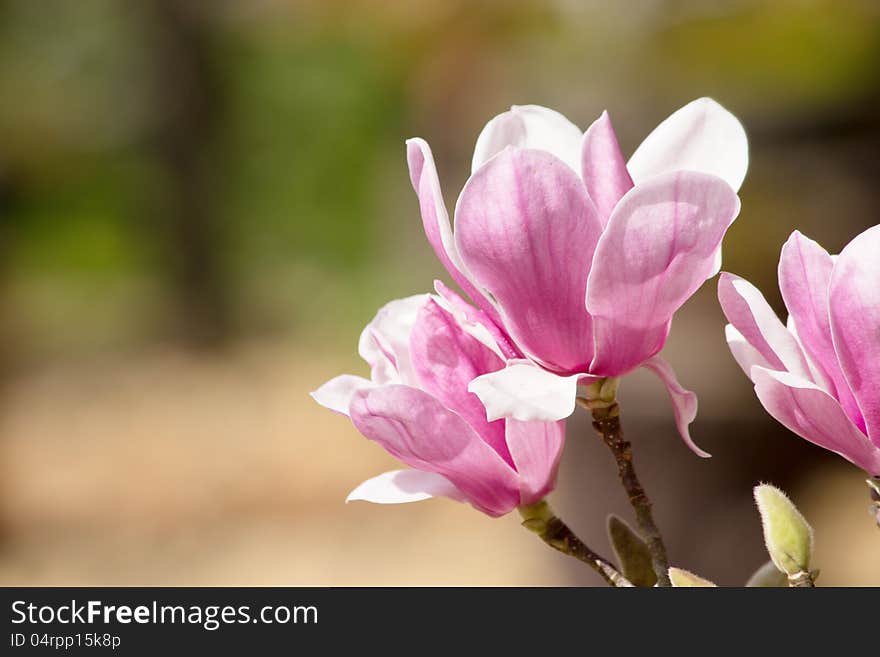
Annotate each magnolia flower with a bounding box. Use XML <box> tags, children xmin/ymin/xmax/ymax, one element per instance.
<box><xmin>407</xmin><ymin>98</ymin><xmax>747</xmax><ymax>455</ymax></box>
<box><xmin>719</xmin><ymin>228</ymin><xmax>880</xmax><ymax>475</ymax></box>
<box><xmin>311</xmin><ymin>295</ymin><xmax>564</xmax><ymax>517</ymax></box>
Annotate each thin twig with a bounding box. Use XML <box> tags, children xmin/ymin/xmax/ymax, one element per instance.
<box><xmin>519</xmin><ymin>501</ymin><xmax>633</xmax><ymax>587</ymax></box>
<box><xmin>578</xmin><ymin>394</ymin><xmax>671</xmax><ymax>587</ymax></box>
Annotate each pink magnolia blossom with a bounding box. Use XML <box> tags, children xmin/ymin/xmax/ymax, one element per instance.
<box><xmin>718</xmin><ymin>228</ymin><xmax>880</xmax><ymax>475</ymax></box>
<box><xmin>311</xmin><ymin>294</ymin><xmax>564</xmax><ymax>517</ymax></box>
<box><xmin>407</xmin><ymin>98</ymin><xmax>747</xmax><ymax>455</ymax></box>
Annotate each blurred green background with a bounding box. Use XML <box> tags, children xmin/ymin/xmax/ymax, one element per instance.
<box><xmin>0</xmin><ymin>0</ymin><xmax>878</xmax><ymax>586</ymax></box>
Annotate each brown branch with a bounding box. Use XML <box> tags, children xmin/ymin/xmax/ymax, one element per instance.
<box><xmin>519</xmin><ymin>500</ymin><xmax>633</xmax><ymax>587</ymax></box>
<box><xmin>579</xmin><ymin>395</ymin><xmax>671</xmax><ymax>587</ymax></box>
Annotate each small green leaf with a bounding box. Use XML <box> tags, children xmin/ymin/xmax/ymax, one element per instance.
<box><xmin>745</xmin><ymin>560</ymin><xmax>787</xmax><ymax>587</ymax></box>
<box><xmin>520</xmin><ymin>518</ymin><xmax>546</xmax><ymax>534</ymax></box>
<box><xmin>606</xmin><ymin>515</ymin><xmax>657</xmax><ymax>587</ymax></box>
<box><xmin>754</xmin><ymin>484</ymin><xmax>814</xmax><ymax>576</ymax></box>
<box><xmin>668</xmin><ymin>567</ymin><xmax>716</xmax><ymax>587</ymax></box>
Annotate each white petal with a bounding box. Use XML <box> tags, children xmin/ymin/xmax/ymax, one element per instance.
<box><xmin>641</xmin><ymin>355</ymin><xmax>709</xmax><ymax>458</ymax></box>
<box><xmin>346</xmin><ymin>469</ymin><xmax>464</xmax><ymax>504</ymax></box>
<box><xmin>628</xmin><ymin>97</ymin><xmax>748</xmax><ymax>192</ymax></box>
<box><xmin>467</xmin><ymin>360</ymin><xmax>580</xmax><ymax>422</ymax></box>
<box><xmin>357</xmin><ymin>294</ymin><xmax>429</xmax><ymax>385</ymax></box>
<box><xmin>311</xmin><ymin>374</ymin><xmax>374</xmax><ymax>416</ymax></box>
<box><xmin>725</xmin><ymin>323</ymin><xmax>771</xmax><ymax>380</ymax></box>
<box><xmin>471</xmin><ymin>105</ymin><xmax>582</xmax><ymax>175</ymax></box>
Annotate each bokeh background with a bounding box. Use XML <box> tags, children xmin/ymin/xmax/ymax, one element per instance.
<box><xmin>1</xmin><ymin>0</ymin><xmax>878</xmax><ymax>586</ymax></box>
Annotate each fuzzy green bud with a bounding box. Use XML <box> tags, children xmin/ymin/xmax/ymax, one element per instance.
<box><xmin>668</xmin><ymin>567</ymin><xmax>716</xmax><ymax>587</ymax></box>
<box><xmin>753</xmin><ymin>484</ymin><xmax>813</xmax><ymax>578</ymax></box>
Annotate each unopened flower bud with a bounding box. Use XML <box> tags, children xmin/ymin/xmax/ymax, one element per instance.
<box><xmin>754</xmin><ymin>484</ymin><xmax>813</xmax><ymax>578</ymax></box>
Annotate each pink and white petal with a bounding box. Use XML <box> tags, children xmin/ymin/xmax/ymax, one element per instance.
<box><xmin>709</xmin><ymin>249</ymin><xmax>724</xmax><ymax>278</ymax></box>
<box><xmin>752</xmin><ymin>367</ymin><xmax>880</xmax><ymax>475</ymax></box>
<box><xmin>406</xmin><ymin>139</ymin><xmax>500</xmax><ymax>324</ymax></box>
<box><xmin>311</xmin><ymin>374</ymin><xmax>374</xmax><ymax>416</ymax></box>
<box><xmin>350</xmin><ymin>385</ymin><xmax>521</xmax><ymax>516</ymax></box>
<box><xmin>471</xmin><ymin>105</ymin><xmax>583</xmax><ymax>174</ymax></box>
<box><xmin>627</xmin><ymin>97</ymin><xmax>748</xmax><ymax>192</ymax></box>
<box><xmin>725</xmin><ymin>324</ymin><xmax>772</xmax><ymax>379</ymax></box>
<box><xmin>641</xmin><ymin>355</ymin><xmax>709</xmax><ymax>458</ymax></box>
<box><xmin>779</xmin><ymin>232</ymin><xmax>834</xmax><ymax>354</ymax></box>
<box><xmin>455</xmin><ymin>148</ymin><xmax>602</xmax><ymax>373</ymax></box>
<box><xmin>717</xmin><ymin>273</ymin><xmax>814</xmax><ymax>382</ymax></box>
<box><xmin>586</xmin><ymin>171</ymin><xmax>740</xmax><ymax>375</ymax></box>
<box><xmin>786</xmin><ymin>314</ymin><xmax>834</xmax><ymax>394</ymax></box>
<box><xmin>346</xmin><ymin>469</ymin><xmax>465</xmax><ymax>505</ymax></box>
<box><xmin>468</xmin><ymin>360</ymin><xmax>581</xmax><ymax>422</ymax></box>
<box><xmin>358</xmin><ymin>294</ymin><xmax>429</xmax><ymax>385</ymax></box>
<box><xmin>779</xmin><ymin>232</ymin><xmax>858</xmax><ymax>411</ymax></box>
<box><xmin>358</xmin><ymin>326</ymin><xmax>396</xmax><ymax>386</ymax></box>
<box><xmin>829</xmin><ymin>224</ymin><xmax>880</xmax><ymax>443</ymax></box>
<box><xmin>410</xmin><ymin>299</ymin><xmax>511</xmax><ymax>464</ymax></box>
<box><xmin>433</xmin><ymin>280</ymin><xmax>522</xmax><ymax>360</ymax></box>
<box><xmin>581</xmin><ymin>111</ymin><xmax>633</xmax><ymax>226</ymax></box>
<box><xmin>504</xmin><ymin>419</ymin><xmax>565</xmax><ymax>506</ymax></box>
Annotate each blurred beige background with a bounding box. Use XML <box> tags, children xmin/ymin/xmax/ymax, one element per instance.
<box><xmin>0</xmin><ymin>0</ymin><xmax>878</xmax><ymax>586</ymax></box>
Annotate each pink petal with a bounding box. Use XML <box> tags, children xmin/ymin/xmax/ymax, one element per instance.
<box><xmin>829</xmin><ymin>224</ymin><xmax>880</xmax><ymax>445</ymax></box>
<box><xmin>409</xmin><ymin>298</ymin><xmax>511</xmax><ymax>465</ymax></box>
<box><xmin>717</xmin><ymin>273</ymin><xmax>814</xmax><ymax>382</ymax></box>
<box><xmin>455</xmin><ymin>148</ymin><xmax>602</xmax><ymax>373</ymax></box>
<box><xmin>471</xmin><ymin>105</ymin><xmax>582</xmax><ymax>175</ymax></box>
<box><xmin>589</xmin><ymin>321</ymin><xmax>671</xmax><ymax>379</ymax></box>
<box><xmin>752</xmin><ymin>367</ymin><xmax>880</xmax><ymax>475</ymax></box>
<box><xmin>586</xmin><ymin>171</ymin><xmax>740</xmax><ymax>376</ymax></box>
<box><xmin>350</xmin><ymin>385</ymin><xmax>521</xmax><ymax>516</ymax></box>
<box><xmin>406</xmin><ymin>138</ymin><xmax>500</xmax><ymax>324</ymax></box>
<box><xmin>581</xmin><ymin>111</ymin><xmax>633</xmax><ymax>226</ymax></box>
<box><xmin>627</xmin><ymin>97</ymin><xmax>748</xmax><ymax>193</ymax></box>
<box><xmin>504</xmin><ymin>420</ymin><xmax>565</xmax><ymax>506</ymax></box>
<box><xmin>311</xmin><ymin>374</ymin><xmax>374</xmax><ymax>416</ymax></box>
<box><xmin>641</xmin><ymin>355</ymin><xmax>708</xmax><ymax>457</ymax></box>
<box><xmin>346</xmin><ymin>469</ymin><xmax>465</xmax><ymax>505</ymax></box>
<box><xmin>467</xmin><ymin>360</ymin><xmax>583</xmax><ymax>422</ymax></box>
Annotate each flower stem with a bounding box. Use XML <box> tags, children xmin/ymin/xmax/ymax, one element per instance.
<box><xmin>787</xmin><ymin>570</ymin><xmax>815</xmax><ymax>587</ymax></box>
<box><xmin>519</xmin><ymin>500</ymin><xmax>633</xmax><ymax>587</ymax></box>
<box><xmin>578</xmin><ymin>386</ymin><xmax>671</xmax><ymax>587</ymax></box>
